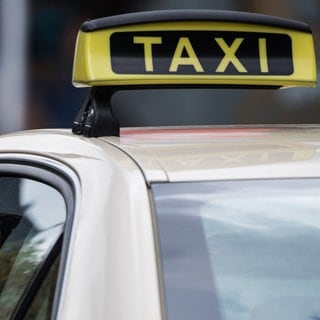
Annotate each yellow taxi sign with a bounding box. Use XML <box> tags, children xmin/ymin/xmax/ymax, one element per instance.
<box><xmin>72</xmin><ymin>10</ymin><xmax>317</xmax><ymax>88</ymax></box>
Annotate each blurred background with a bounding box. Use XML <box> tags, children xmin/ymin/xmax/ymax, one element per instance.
<box><xmin>0</xmin><ymin>0</ymin><xmax>319</xmax><ymax>134</ymax></box>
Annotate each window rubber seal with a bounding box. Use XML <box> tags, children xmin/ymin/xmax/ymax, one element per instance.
<box><xmin>0</xmin><ymin>155</ymin><xmax>79</xmax><ymax>320</ymax></box>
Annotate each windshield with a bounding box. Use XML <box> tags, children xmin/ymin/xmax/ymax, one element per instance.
<box><xmin>152</xmin><ymin>179</ymin><xmax>320</xmax><ymax>320</ymax></box>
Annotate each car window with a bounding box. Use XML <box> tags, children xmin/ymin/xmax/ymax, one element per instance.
<box><xmin>23</xmin><ymin>254</ymin><xmax>61</xmax><ymax>320</ymax></box>
<box><xmin>0</xmin><ymin>176</ymin><xmax>67</xmax><ymax>319</ymax></box>
<box><xmin>152</xmin><ymin>179</ymin><xmax>320</xmax><ymax>320</ymax></box>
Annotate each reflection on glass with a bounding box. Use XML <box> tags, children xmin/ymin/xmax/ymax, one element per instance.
<box><xmin>153</xmin><ymin>179</ymin><xmax>320</xmax><ymax>320</ymax></box>
<box><xmin>0</xmin><ymin>177</ymin><xmax>66</xmax><ymax>319</ymax></box>
<box><xmin>24</xmin><ymin>255</ymin><xmax>61</xmax><ymax>320</ymax></box>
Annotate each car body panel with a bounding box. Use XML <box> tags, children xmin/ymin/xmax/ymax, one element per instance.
<box><xmin>1</xmin><ymin>125</ymin><xmax>320</xmax><ymax>318</ymax></box>
<box><xmin>104</xmin><ymin>125</ymin><xmax>320</xmax><ymax>182</ymax></box>
<box><xmin>0</xmin><ymin>130</ymin><xmax>162</xmax><ymax>320</ymax></box>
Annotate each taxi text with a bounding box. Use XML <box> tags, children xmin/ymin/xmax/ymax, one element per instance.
<box><xmin>110</xmin><ymin>31</ymin><xmax>293</xmax><ymax>75</ymax></box>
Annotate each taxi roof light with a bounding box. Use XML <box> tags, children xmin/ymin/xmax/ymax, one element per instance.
<box><xmin>71</xmin><ymin>10</ymin><xmax>317</xmax><ymax>138</ymax></box>
<box><xmin>72</xmin><ymin>10</ymin><xmax>317</xmax><ymax>89</ymax></box>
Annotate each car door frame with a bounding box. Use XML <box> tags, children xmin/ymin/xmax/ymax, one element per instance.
<box><xmin>0</xmin><ymin>153</ymin><xmax>80</xmax><ymax>319</ymax></box>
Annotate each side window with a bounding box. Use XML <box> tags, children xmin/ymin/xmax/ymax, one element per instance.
<box><xmin>0</xmin><ymin>176</ymin><xmax>67</xmax><ymax>319</ymax></box>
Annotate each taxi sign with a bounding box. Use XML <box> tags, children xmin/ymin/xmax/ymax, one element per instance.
<box><xmin>72</xmin><ymin>10</ymin><xmax>317</xmax><ymax>88</ymax></box>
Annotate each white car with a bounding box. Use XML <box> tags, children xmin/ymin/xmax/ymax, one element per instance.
<box><xmin>0</xmin><ymin>10</ymin><xmax>318</xmax><ymax>320</ymax></box>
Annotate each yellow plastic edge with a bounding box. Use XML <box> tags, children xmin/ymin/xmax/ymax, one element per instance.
<box><xmin>72</xmin><ymin>21</ymin><xmax>317</xmax><ymax>88</ymax></box>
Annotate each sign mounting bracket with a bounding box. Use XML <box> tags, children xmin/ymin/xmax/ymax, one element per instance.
<box><xmin>72</xmin><ymin>87</ymin><xmax>120</xmax><ymax>137</ymax></box>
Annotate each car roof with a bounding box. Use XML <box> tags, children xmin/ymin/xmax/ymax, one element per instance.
<box><xmin>100</xmin><ymin>125</ymin><xmax>320</xmax><ymax>183</ymax></box>
<box><xmin>1</xmin><ymin>125</ymin><xmax>320</xmax><ymax>184</ymax></box>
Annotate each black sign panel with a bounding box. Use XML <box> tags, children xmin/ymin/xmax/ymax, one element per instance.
<box><xmin>110</xmin><ymin>31</ymin><xmax>293</xmax><ymax>75</ymax></box>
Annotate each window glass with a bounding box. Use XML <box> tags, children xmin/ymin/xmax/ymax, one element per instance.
<box><xmin>152</xmin><ymin>179</ymin><xmax>320</xmax><ymax>320</ymax></box>
<box><xmin>0</xmin><ymin>177</ymin><xmax>66</xmax><ymax>319</ymax></box>
<box><xmin>24</xmin><ymin>255</ymin><xmax>61</xmax><ymax>320</ymax></box>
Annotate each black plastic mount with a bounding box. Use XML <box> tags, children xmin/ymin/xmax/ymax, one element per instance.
<box><xmin>72</xmin><ymin>87</ymin><xmax>119</xmax><ymax>137</ymax></box>
<box><xmin>71</xmin><ymin>84</ymin><xmax>282</xmax><ymax>138</ymax></box>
